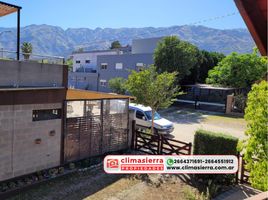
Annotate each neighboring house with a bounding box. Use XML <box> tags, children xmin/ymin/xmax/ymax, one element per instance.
<box><xmin>68</xmin><ymin>37</ymin><xmax>163</xmax><ymax>92</ymax></box>
<box><xmin>72</xmin><ymin>49</ymin><xmax>122</xmax><ymax>72</ymax></box>
<box><xmin>97</xmin><ymin>53</ymin><xmax>153</xmax><ymax>92</ymax></box>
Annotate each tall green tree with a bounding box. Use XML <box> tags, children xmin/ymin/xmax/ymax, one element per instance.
<box><xmin>21</xmin><ymin>42</ymin><xmax>33</xmax><ymax>60</ymax></box>
<box><xmin>206</xmin><ymin>49</ymin><xmax>267</xmax><ymax>88</ymax></box>
<box><xmin>108</xmin><ymin>77</ymin><xmax>127</xmax><ymax>95</ymax></box>
<box><xmin>66</xmin><ymin>58</ymin><xmax>73</xmax><ymax>71</ymax></box>
<box><xmin>126</xmin><ymin>66</ymin><xmax>178</xmax><ymax>134</ymax></box>
<box><xmin>238</xmin><ymin>81</ymin><xmax>268</xmax><ymax>191</ymax></box>
<box><xmin>110</xmin><ymin>41</ymin><xmax>122</xmax><ymax>49</ymax></box>
<box><xmin>154</xmin><ymin>36</ymin><xmax>199</xmax><ymax>82</ymax></box>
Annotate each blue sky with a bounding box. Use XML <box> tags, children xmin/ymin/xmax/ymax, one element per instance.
<box><xmin>1</xmin><ymin>0</ymin><xmax>246</xmax><ymax>29</ymax></box>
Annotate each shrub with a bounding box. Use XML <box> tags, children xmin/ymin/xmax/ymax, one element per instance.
<box><xmin>193</xmin><ymin>129</ymin><xmax>239</xmax><ymax>193</ymax></box>
<box><xmin>238</xmin><ymin>81</ymin><xmax>268</xmax><ymax>191</ymax></box>
<box><xmin>194</xmin><ymin>129</ymin><xmax>239</xmax><ymax>155</ymax></box>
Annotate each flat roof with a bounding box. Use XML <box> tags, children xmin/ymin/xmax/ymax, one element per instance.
<box><xmin>0</xmin><ymin>1</ymin><xmax>21</xmax><ymax>17</ymax></box>
<box><xmin>183</xmin><ymin>84</ymin><xmax>236</xmax><ymax>90</ymax></box>
<box><xmin>0</xmin><ymin>87</ymin><xmax>64</xmax><ymax>91</ymax></box>
<box><xmin>66</xmin><ymin>89</ymin><xmax>133</xmax><ymax>100</ymax></box>
<box><xmin>72</xmin><ymin>49</ymin><xmax>119</xmax><ymax>55</ymax></box>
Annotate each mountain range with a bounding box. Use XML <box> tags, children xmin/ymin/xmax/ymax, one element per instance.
<box><xmin>0</xmin><ymin>24</ymin><xmax>255</xmax><ymax>58</ymax></box>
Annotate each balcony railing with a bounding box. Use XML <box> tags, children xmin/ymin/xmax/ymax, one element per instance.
<box><xmin>0</xmin><ymin>49</ymin><xmax>65</xmax><ymax>65</ymax></box>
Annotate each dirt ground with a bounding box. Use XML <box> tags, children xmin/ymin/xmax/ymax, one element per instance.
<box><xmin>158</xmin><ymin>107</ymin><xmax>247</xmax><ymax>143</ymax></box>
<box><xmin>9</xmin><ymin>166</ymin><xmax>204</xmax><ymax>200</ymax></box>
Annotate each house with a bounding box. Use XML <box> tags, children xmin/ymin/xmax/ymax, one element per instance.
<box><xmin>69</xmin><ymin>37</ymin><xmax>163</xmax><ymax>92</ymax></box>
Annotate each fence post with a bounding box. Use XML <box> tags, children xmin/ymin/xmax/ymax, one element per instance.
<box><xmin>240</xmin><ymin>155</ymin><xmax>245</xmax><ymax>184</ymax></box>
<box><xmin>235</xmin><ymin>152</ymin><xmax>240</xmax><ymax>184</ymax></box>
<box><xmin>188</xmin><ymin>142</ymin><xmax>192</xmax><ymax>155</ymax></box>
<box><xmin>158</xmin><ymin>134</ymin><xmax>162</xmax><ymax>155</ymax></box>
<box><xmin>131</xmin><ymin>120</ymin><xmax>136</xmax><ymax>150</ymax></box>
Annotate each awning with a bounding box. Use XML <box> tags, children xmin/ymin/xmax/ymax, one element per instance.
<box><xmin>0</xmin><ymin>1</ymin><xmax>21</xmax><ymax>17</ymax></box>
<box><xmin>66</xmin><ymin>89</ymin><xmax>134</xmax><ymax>101</ymax></box>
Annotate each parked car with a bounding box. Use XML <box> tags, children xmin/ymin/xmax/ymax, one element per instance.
<box><xmin>129</xmin><ymin>103</ymin><xmax>174</xmax><ymax>134</ymax></box>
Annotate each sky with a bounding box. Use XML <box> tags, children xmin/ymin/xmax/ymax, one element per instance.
<box><xmin>0</xmin><ymin>0</ymin><xmax>247</xmax><ymax>30</ymax></box>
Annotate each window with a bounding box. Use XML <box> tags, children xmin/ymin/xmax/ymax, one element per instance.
<box><xmin>115</xmin><ymin>63</ymin><xmax>123</xmax><ymax>70</ymax></box>
<box><xmin>76</xmin><ymin>60</ymin><xmax>81</xmax><ymax>64</ymax></box>
<box><xmin>136</xmin><ymin>63</ymin><xmax>145</xmax><ymax>71</ymax></box>
<box><xmin>136</xmin><ymin>110</ymin><xmax>146</xmax><ymax>120</ymax></box>
<box><xmin>85</xmin><ymin>60</ymin><xmax>91</xmax><ymax>64</ymax></box>
<box><xmin>32</xmin><ymin>109</ymin><xmax>62</xmax><ymax>121</ymax></box>
<box><xmin>101</xmin><ymin>63</ymin><xmax>108</xmax><ymax>70</ymax></box>
<box><xmin>100</xmin><ymin>79</ymin><xmax>107</xmax><ymax>87</ymax></box>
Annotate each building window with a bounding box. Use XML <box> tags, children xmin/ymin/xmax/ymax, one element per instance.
<box><xmin>100</xmin><ymin>79</ymin><xmax>107</xmax><ymax>87</ymax></box>
<box><xmin>32</xmin><ymin>109</ymin><xmax>62</xmax><ymax>121</ymax></box>
<box><xmin>136</xmin><ymin>63</ymin><xmax>145</xmax><ymax>71</ymax></box>
<box><xmin>115</xmin><ymin>63</ymin><xmax>123</xmax><ymax>70</ymax></box>
<box><xmin>76</xmin><ymin>60</ymin><xmax>81</xmax><ymax>64</ymax></box>
<box><xmin>101</xmin><ymin>63</ymin><xmax>108</xmax><ymax>70</ymax></box>
<box><xmin>85</xmin><ymin>60</ymin><xmax>91</xmax><ymax>64</ymax></box>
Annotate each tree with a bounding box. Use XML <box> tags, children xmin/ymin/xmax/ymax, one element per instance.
<box><xmin>154</xmin><ymin>36</ymin><xmax>199</xmax><ymax>82</ymax></box>
<box><xmin>110</xmin><ymin>41</ymin><xmax>122</xmax><ymax>49</ymax></box>
<box><xmin>66</xmin><ymin>58</ymin><xmax>73</xmax><ymax>71</ymax></box>
<box><xmin>21</xmin><ymin>42</ymin><xmax>33</xmax><ymax>60</ymax></box>
<box><xmin>108</xmin><ymin>77</ymin><xmax>127</xmax><ymax>94</ymax></box>
<box><xmin>126</xmin><ymin>66</ymin><xmax>178</xmax><ymax>134</ymax></box>
<box><xmin>238</xmin><ymin>81</ymin><xmax>268</xmax><ymax>191</ymax></box>
<box><xmin>206</xmin><ymin>49</ymin><xmax>267</xmax><ymax>88</ymax></box>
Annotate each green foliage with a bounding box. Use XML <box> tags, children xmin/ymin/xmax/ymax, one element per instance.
<box><xmin>154</xmin><ymin>36</ymin><xmax>199</xmax><ymax>82</ymax></box>
<box><xmin>194</xmin><ymin>129</ymin><xmax>238</xmax><ymax>155</ymax></box>
<box><xmin>182</xmin><ymin>50</ymin><xmax>224</xmax><ymax>84</ymax></box>
<box><xmin>21</xmin><ymin>42</ymin><xmax>33</xmax><ymax>60</ymax></box>
<box><xmin>206</xmin><ymin>49</ymin><xmax>267</xmax><ymax>88</ymax></box>
<box><xmin>66</xmin><ymin>58</ymin><xmax>73</xmax><ymax>71</ymax></box>
<box><xmin>110</xmin><ymin>40</ymin><xmax>122</xmax><ymax>49</ymax></box>
<box><xmin>126</xmin><ymin>66</ymin><xmax>178</xmax><ymax>133</ymax></box>
<box><xmin>238</xmin><ymin>81</ymin><xmax>268</xmax><ymax>191</ymax></box>
<box><xmin>108</xmin><ymin>77</ymin><xmax>127</xmax><ymax>94</ymax></box>
<box><xmin>194</xmin><ymin>129</ymin><xmax>239</xmax><ymax>188</ymax></box>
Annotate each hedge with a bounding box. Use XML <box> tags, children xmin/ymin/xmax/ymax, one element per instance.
<box><xmin>193</xmin><ymin>129</ymin><xmax>239</xmax><ymax>192</ymax></box>
<box><xmin>194</xmin><ymin>129</ymin><xmax>238</xmax><ymax>155</ymax></box>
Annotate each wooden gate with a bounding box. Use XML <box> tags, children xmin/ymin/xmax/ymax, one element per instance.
<box><xmin>133</xmin><ymin>125</ymin><xmax>192</xmax><ymax>155</ymax></box>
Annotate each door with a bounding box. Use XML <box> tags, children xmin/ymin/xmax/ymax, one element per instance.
<box><xmin>135</xmin><ymin>110</ymin><xmax>149</xmax><ymax>128</ymax></box>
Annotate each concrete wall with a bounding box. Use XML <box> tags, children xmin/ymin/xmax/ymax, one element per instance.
<box><xmin>132</xmin><ymin>37</ymin><xmax>163</xmax><ymax>54</ymax></box>
<box><xmin>97</xmin><ymin>53</ymin><xmax>154</xmax><ymax>92</ymax></box>
<box><xmin>68</xmin><ymin>72</ymin><xmax>98</xmax><ymax>91</ymax></box>
<box><xmin>0</xmin><ymin>103</ymin><xmax>62</xmax><ymax>181</ymax></box>
<box><xmin>0</xmin><ymin>60</ymin><xmax>65</xmax><ymax>87</ymax></box>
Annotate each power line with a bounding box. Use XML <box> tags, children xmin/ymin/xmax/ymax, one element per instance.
<box><xmin>74</xmin><ymin>11</ymin><xmax>239</xmax><ymax>49</ymax></box>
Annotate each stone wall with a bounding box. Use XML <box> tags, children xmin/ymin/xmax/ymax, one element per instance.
<box><xmin>0</xmin><ymin>103</ymin><xmax>62</xmax><ymax>181</ymax></box>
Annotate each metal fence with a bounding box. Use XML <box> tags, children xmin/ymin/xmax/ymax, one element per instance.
<box><xmin>64</xmin><ymin>99</ymin><xmax>129</xmax><ymax>163</ymax></box>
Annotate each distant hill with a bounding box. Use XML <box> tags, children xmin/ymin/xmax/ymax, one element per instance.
<box><xmin>0</xmin><ymin>24</ymin><xmax>255</xmax><ymax>57</ymax></box>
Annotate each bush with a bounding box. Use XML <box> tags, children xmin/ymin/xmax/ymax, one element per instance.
<box><xmin>194</xmin><ymin>129</ymin><xmax>239</xmax><ymax>155</ymax></box>
<box><xmin>238</xmin><ymin>81</ymin><xmax>268</xmax><ymax>191</ymax></box>
<box><xmin>193</xmin><ymin>129</ymin><xmax>239</xmax><ymax>195</ymax></box>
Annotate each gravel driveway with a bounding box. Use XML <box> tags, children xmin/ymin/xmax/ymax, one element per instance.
<box><xmin>158</xmin><ymin>107</ymin><xmax>247</xmax><ymax>144</ymax></box>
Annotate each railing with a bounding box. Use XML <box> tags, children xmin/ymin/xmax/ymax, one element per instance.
<box><xmin>131</xmin><ymin>122</ymin><xmax>192</xmax><ymax>155</ymax></box>
<box><xmin>0</xmin><ymin>49</ymin><xmax>65</xmax><ymax>64</ymax></box>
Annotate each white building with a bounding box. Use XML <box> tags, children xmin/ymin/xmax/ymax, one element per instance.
<box><xmin>72</xmin><ymin>49</ymin><xmax>122</xmax><ymax>72</ymax></box>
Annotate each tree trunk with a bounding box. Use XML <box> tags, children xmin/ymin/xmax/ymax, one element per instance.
<box><xmin>151</xmin><ymin>109</ymin><xmax>155</xmax><ymax>135</ymax></box>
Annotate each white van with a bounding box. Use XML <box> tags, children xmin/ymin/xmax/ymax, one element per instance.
<box><xmin>129</xmin><ymin>103</ymin><xmax>174</xmax><ymax>134</ymax></box>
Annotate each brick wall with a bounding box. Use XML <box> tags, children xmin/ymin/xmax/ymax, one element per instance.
<box><xmin>0</xmin><ymin>103</ymin><xmax>62</xmax><ymax>181</ymax></box>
